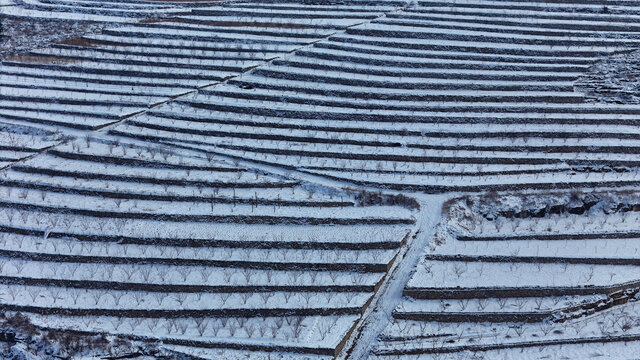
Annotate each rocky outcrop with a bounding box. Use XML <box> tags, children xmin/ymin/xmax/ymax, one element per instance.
<box><xmin>575</xmin><ymin>49</ymin><xmax>640</xmax><ymax>104</ymax></box>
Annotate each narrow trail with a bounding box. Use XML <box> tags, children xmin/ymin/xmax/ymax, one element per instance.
<box><xmin>1</xmin><ymin>3</ymin><xmax>451</xmax><ymax>359</ymax></box>
<box><xmin>340</xmin><ymin>194</ymin><xmax>448</xmax><ymax>360</ymax></box>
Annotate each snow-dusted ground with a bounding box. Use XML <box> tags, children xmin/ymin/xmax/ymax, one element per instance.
<box><xmin>2</xmin><ymin>0</ymin><xmax>640</xmax><ymax>359</ymax></box>
<box><xmin>373</xmin><ymin>191</ymin><xmax>640</xmax><ymax>358</ymax></box>
<box><xmin>0</xmin><ymin>135</ymin><xmax>417</xmax><ymax>358</ymax></box>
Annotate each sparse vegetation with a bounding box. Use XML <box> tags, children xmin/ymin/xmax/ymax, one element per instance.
<box><xmin>2</xmin><ymin>0</ymin><xmax>640</xmax><ymax>359</ymax></box>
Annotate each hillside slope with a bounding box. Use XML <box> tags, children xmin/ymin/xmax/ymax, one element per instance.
<box><xmin>1</xmin><ymin>1</ymin><xmax>639</xmax><ymax>359</ymax></box>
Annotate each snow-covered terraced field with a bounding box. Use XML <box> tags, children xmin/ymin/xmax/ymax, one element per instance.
<box><xmin>1</xmin><ymin>0</ymin><xmax>396</xmax><ymax>163</ymax></box>
<box><xmin>372</xmin><ymin>192</ymin><xmax>640</xmax><ymax>359</ymax></box>
<box><xmin>2</xmin><ymin>0</ymin><xmax>640</xmax><ymax>359</ymax></box>
<box><xmin>0</xmin><ymin>121</ymin><xmax>63</xmax><ymax>169</ymax></box>
<box><xmin>2</xmin><ymin>0</ymin><xmax>192</xmax><ymax>22</ymax></box>
<box><xmin>112</xmin><ymin>0</ymin><xmax>640</xmax><ymax>192</ymax></box>
<box><xmin>0</xmin><ymin>135</ymin><xmax>416</xmax><ymax>358</ymax></box>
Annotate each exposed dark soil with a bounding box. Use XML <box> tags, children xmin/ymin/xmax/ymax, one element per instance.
<box><xmin>0</xmin><ymin>312</ymin><xmax>166</xmax><ymax>359</ymax></box>
<box><xmin>470</xmin><ymin>190</ymin><xmax>640</xmax><ymax>222</ymax></box>
<box><xmin>575</xmin><ymin>49</ymin><xmax>640</xmax><ymax>104</ymax></box>
<box><xmin>0</xmin><ymin>18</ymin><xmax>107</xmax><ymax>57</ymax></box>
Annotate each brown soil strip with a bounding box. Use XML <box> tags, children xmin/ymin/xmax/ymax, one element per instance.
<box><xmin>3</xmin><ymin>54</ymin><xmax>82</xmax><ymax>64</ymax></box>
<box><xmin>57</xmin><ymin>37</ymin><xmax>101</xmax><ymax>48</ymax></box>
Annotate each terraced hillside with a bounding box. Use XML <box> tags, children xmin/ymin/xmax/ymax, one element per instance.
<box><xmin>372</xmin><ymin>192</ymin><xmax>640</xmax><ymax>359</ymax></box>
<box><xmin>1</xmin><ymin>0</ymin><xmax>640</xmax><ymax>359</ymax></box>
<box><xmin>1</xmin><ymin>0</ymin><xmax>401</xmax><ymax>154</ymax></box>
<box><xmin>123</xmin><ymin>0</ymin><xmax>640</xmax><ymax>193</ymax></box>
<box><xmin>0</xmin><ymin>135</ymin><xmax>416</xmax><ymax>359</ymax></box>
<box><xmin>1</xmin><ymin>0</ymin><xmax>193</xmax><ymax>22</ymax></box>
